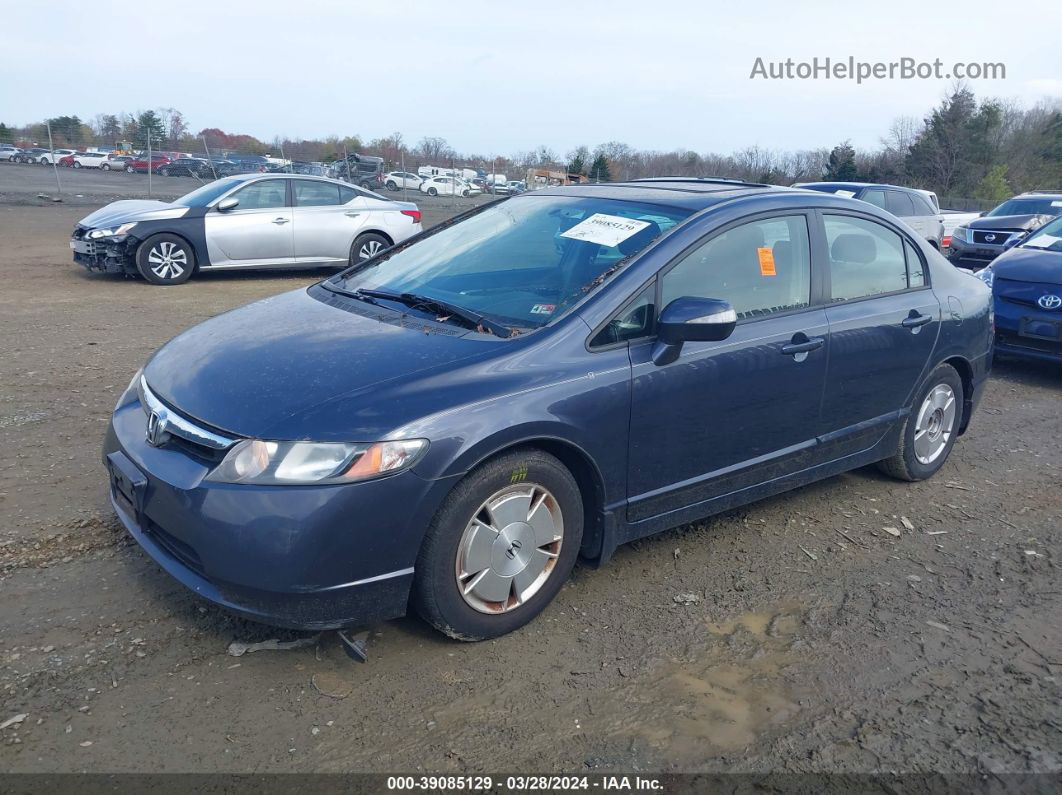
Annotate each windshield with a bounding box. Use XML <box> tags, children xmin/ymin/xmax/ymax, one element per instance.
<box><xmin>1020</xmin><ymin>216</ymin><xmax>1062</xmax><ymax>253</ymax></box>
<box><xmin>337</xmin><ymin>195</ymin><xmax>691</xmax><ymax>329</ymax></box>
<box><xmin>987</xmin><ymin>198</ymin><xmax>1062</xmax><ymax>217</ymax></box>
<box><xmin>173</xmin><ymin>178</ymin><xmax>243</xmax><ymax>207</ymax></box>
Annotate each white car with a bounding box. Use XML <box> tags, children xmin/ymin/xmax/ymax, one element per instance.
<box><xmin>0</xmin><ymin>145</ymin><xmax>19</xmax><ymax>161</ymax></box>
<box><xmin>70</xmin><ymin>151</ymin><xmax>112</xmax><ymax>169</ymax></box>
<box><xmin>39</xmin><ymin>148</ymin><xmax>77</xmax><ymax>165</ymax></box>
<box><xmin>384</xmin><ymin>172</ymin><xmax>424</xmax><ymax>191</ymax></box>
<box><xmin>419</xmin><ymin>176</ymin><xmax>480</xmax><ymax>197</ymax></box>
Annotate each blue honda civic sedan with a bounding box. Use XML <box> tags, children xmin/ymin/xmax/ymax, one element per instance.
<box><xmin>973</xmin><ymin>215</ymin><xmax>1062</xmax><ymax>364</ymax></box>
<box><xmin>104</xmin><ymin>178</ymin><xmax>993</xmax><ymax>640</ymax></box>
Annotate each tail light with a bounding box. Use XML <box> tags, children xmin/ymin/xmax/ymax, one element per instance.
<box><xmin>942</xmin><ymin>235</ymin><xmax>951</xmax><ymax>248</ymax></box>
<box><xmin>401</xmin><ymin>210</ymin><xmax>421</xmax><ymax>223</ymax></box>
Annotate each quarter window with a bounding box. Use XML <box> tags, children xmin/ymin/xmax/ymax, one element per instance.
<box><xmin>592</xmin><ymin>284</ymin><xmax>655</xmax><ymax>347</ymax></box>
<box><xmin>661</xmin><ymin>215</ymin><xmax>812</xmax><ymax>320</ymax></box>
<box><xmin>824</xmin><ymin>215</ymin><xmax>909</xmax><ymax>301</ymax></box>
<box><xmin>231</xmin><ymin>179</ymin><xmax>288</xmax><ymax>210</ymax></box>
<box><xmin>904</xmin><ymin>240</ymin><xmax>925</xmax><ymax>288</ymax></box>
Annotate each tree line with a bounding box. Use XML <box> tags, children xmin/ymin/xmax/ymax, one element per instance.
<box><xmin>1</xmin><ymin>85</ymin><xmax>1057</xmax><ymax>202</ymax></box>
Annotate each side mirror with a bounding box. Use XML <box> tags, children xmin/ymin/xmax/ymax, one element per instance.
<box><xmin>651</xmin><ymin>297</ymin><xmax>737</xmax><ymax>366</ymax></box>
<box><xmin>978</xmin><ymin>211</ymin><xmax>987</xmax><ymax>217</ymax></box>
<box><xmin>216</xmin><ymin>197</ymin><xmax>239</xmax><ymax>212</ymax></box>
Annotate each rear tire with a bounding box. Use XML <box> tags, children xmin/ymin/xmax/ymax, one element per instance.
<box><xmin>412</xmin><ymin>448</ymin><xmax>583</xmax><ymax>641</ymax></box>
<box><xmin>386</xmin><ymin>180</ymin><xmax>397</xmax><ymax>191</ymax></box>
<box><xmin>101</xmin><ymin>164</ymin><xmax>110</xmax><ymax>171</ymax></box>
<box><xmin>126</xmin><ymin>166</ymin><xmax>134</xmax><ymax>173</ymax></box>
<box><xmin>349</xmin><ymin>232</ymin><xmax>390</xmax><ymax>265</ymax></box>
<box><xmin>878</xmin><ymin>363</ymin><xmax>963</xmax><ymax>482</ymax></box>
<box><xmin>136</xmin><ymin>234</ymin><xmax>195</xmax><ymax>285</ymax></box>
<box><xmin>73</xmin><ymin>161</ymin><xmax>81</xmax><ymax>169</ymax></box>
<box><xmin>428</xmin><ymin>187</ymin><xmax>438</xmax><ymax>196</ymax></box>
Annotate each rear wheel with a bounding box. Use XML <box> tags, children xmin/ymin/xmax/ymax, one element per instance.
<box><xmin>160</xmin><ymin>168</ymin><xmax>170</xmax><ymax>176</ymax></box>
<box><xmin>101</xmin><ymin>163</ymin><xmax>110</xmax><ymax>171</ymax></box>
<box><xmin>878</xmin><ymin>363</ymin><xmax>963</xmax><ymax>481</ymax></box>
<box><xmin>136</xmin><ymin>234</ymin><xmax>194</xmax><ymax>285</ymax></box>
<box><xmin>126</xmin><ymin>165</ymin><xmax>134</xmax><ymax>173</ymax></box>
<box><xmin>412</xmin><ymin>448</ymin><xmax>583</xmax><ymax>640</ymax></box>
<box><xmin>427</xmin><ymin>187</ymin><xmax>438</xmax><ymax>196</ymax></box>
<box><xmin>386</xmin><ymin>180</ymin><xmax>398</xmax><ymax>191</ymax></box>
<box><xmin>73</xmin><ymin>161</ymin><xmax>81</xmax><ymax>169</ymax></box>
<box><xmin>349</xmin><ymin>232</ymin><xmax>390</xmax><ymax>265</ymax></box>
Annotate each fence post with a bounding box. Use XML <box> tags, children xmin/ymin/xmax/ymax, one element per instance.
<box><xmin>45</xmin><ymin>121</ymin><xmax>61</xmax><ymax>195</ymax></box>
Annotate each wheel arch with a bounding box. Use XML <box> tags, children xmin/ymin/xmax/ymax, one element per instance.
<box><xmin>440</xmin><ymin>433</ymin><xmax>610</xmax><ymax>562</ymax></box>
<box><xmin>135</xmin><ymin>229</ymin><xmax>200</xmax><ymax>272</ymax></box>
<box><xmin>941</xmin><ymin>355</ymin><xmax>975</xmax><ymax>435</ymax></box>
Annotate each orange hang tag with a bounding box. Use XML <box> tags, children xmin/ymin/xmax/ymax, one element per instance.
<box><xmin>757</xmin><ymin>247</ymin><xmax>776</xmax><ymax>276</ymax></box>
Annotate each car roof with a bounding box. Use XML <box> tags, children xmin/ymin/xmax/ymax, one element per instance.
<box><xmin>797</xmin><ymin>181</ymin><xmax>924</xmax><ymax>193</ymax></box>
<box><xmin>531</xmin><ymin>178</ymin><xmax>792</xmax><ymax>210</ymax></box>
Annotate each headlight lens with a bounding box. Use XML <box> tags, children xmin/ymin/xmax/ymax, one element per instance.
<box><xmin>951</xmin><ymin>226</ymin><xmax>968</xmax><ymax>244</ymax></box>
<box><xmin>88</xmin><ymin>222</ymin><xmax>137</xmax><ymax>239</ymax></box>
<box><xmin>975</xmin><ymin>267</ymin><xmax>994</xmax><ymax>288</ymax></box>
<box><xmin>206</xmin><ymin>438</ymin><xmax>428</xmax><ymax>485</ymax></box>
<box><xmin>115</xmin><ymin>367</ymin><xmax>143</xmax><ymax>411</ymax></box>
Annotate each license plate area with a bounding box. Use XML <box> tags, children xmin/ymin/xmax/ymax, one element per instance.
<box><xmin>1020</xmin><ymin>317</ymin><xmax>1060</xmax><ymax>341</ymax></box>
<box><xmin>107</xmin><ymin>452</ymin><xmax>147</xmax><ymax>524</ymax></box>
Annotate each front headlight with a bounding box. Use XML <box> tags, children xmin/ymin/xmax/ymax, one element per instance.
<box><xmin>974</xmin><ymin>267</ymin><xmax>994</xmax><ymax>288</ymax></box>
<box><xmin>205</xmin><ymin>438</ymin><xmax>428</xmax><ymax>485</ymax></box>
<box><xmin>88</xmin><ymin>222</ymin><xmax>137</xmax><ymax>239</ymax></box>
<box><xmin>952</xmin><ymin>226</ymin><xmax>968</xmax><ymax>244</ymax></box>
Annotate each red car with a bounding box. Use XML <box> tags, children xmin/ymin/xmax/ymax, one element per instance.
<box><xmin>125</xmin><ymin>155</ymin><xmax>171</xmax><ymax>173</ymax></box>
<box><xmin>58</xmin><ymin>154</ymin><xmax>76</xmax><ymax>167</ymax></box>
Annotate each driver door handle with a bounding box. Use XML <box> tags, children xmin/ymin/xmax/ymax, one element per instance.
<box><xmin>901</xmin><ymin>312</ymin><xmax>933</xmax><ymax>328</ymax></box>
<box><xmin>780</xmin><ymin>337</ymin><xmax>824</xmax><ymax>356</ymax></box>
<box><xmin>271</xmin><ymin>217</ymin><xmax>290</xmax><ymax>225</ymax></box>
<box><xmin>344</xmin><ymin>211</ymin><xmax>361</xmax><ymax>217</ymax></box>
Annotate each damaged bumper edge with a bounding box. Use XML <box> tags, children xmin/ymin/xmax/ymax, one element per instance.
<box><xmin>71</xmin><ymin>236</ymin><xmax>138</xmax><ymax>274</ymax></box>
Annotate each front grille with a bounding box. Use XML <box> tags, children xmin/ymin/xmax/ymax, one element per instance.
<box><xmin>972</xmin><ymin>229</ymin><xmax>1016</xmax><ymax>246</ymax></box>
<box><xmin>996</xmin><ymin>278</ymin><xmax>1062</xmax><ymax>309</ymax></box>
<box><xmin>138</xmin><ymin>378</ymin><xmax>237</xmax><ymax>461</ymax></box>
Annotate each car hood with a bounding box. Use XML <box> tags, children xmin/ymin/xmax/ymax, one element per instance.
<box><xmin>143</xmin><ymin>287</ymin><xmax>499</xmax><ymax>440</ymax></box>
<box><xmin>990</xmin><ymin>246</ymin><xmax>1062</xmax><ymax>284</ymax></box>
<box><xmin>78</xmin><ymin>200</ymin><xmax>191</xmax><ymax>228</ymax></box>
<box><xmin>968</xmin><ymin>214</ymin><xmax>1052</xmax><ymax>231</ymax></box>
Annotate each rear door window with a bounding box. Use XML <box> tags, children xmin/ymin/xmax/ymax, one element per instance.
<box><xmin>824</xmin><ymin>215</ymin><xmax>908</xmax><ymax>301</ymax></box>
<box><xmin>885</xmin><ymin>191</ymin><xmax>916</xmax><ymax>217</ymax></box>
<box><xmin>861</xmin><ymin>189</ymin><xmax>887</xmax><ymax>209</ymax></box>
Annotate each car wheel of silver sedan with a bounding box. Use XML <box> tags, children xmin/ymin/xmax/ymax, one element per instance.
<box><xmin>879</xmin><ymin>363</ymin><xmax>964</xmax><ymax>482</ymax></box>
<box><xmin>136</xmin><ymin>234</ymin><xmax>194</xmax><ymax>285</ymax></box>
<box><xmin>350</xmin><ymin>232</ymin><xmax>390</xmax><ymax>265</ymax></box>
<box><xmin>413</xmin><ymin>448</ymin><xmax>584</xmax><ymax>641</ymax></box>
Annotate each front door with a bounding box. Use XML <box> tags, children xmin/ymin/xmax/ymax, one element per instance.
<box><xmin>626</xmin><ymin>212</ymin><xmax>829</xmax><ymax>523</ymax></box>
<box><xmin>204</xmin><ymin>178</ymin><xmax>294</xmax><ymax>266</ymax></box>
<box><xmin>817</xmin><ymin>211</ymin><xmax>941</xmax><ymax>458</ymax></box>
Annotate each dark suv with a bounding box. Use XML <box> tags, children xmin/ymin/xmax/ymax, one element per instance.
<box><xmin>947</xmin><ymin>192</ymin><xmax>1062</xmax><ymax>269</ymax></box>
<box><xmin>334</xmin><ymin>153</ymin><xmax>384</xmax><ymax>190</ymax></box>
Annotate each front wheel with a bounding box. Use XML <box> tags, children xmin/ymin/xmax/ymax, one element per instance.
<box><xmin>73</xmin><ymin>161</ymin><xmax>81</xmax><ymax>169</ymax></box>
<box><xmin>412</xmin><ymin>448</ymin><xmax>583</xmax><ymax>641</ymax></box>
<box><xmin>385</xmin><ymin>180</ymin><xmax>397</xmax><ymax>191</ymax></box>
<box><xmin>136</xmin><ymin>234</ymin><xmax>195</xmax><ymax>285</ymax></box>
<box><xmin>427</xmin><ymin>187</ymin><xmax>438</xmax><ymax>196</ymax></box>
<box><xmin>878</xmin><ymin>363</ymin><xmax>963</xmax><ymax>482</ymax></box>
<box><xmin>160</xmin><ymin>168</ymin><xmax>170</xmax><ymax>176</ymax></box>
<box><xmin>350</xmin><ymin>232</ymin><xmax>390</xmax><ymax>265</ymax></box>
<box><xmin>101</xmin><ymin>164</ymin><xmax>110</xmax><ymax>171</ymax></box>
<box><xmin>126</xmin><ymin>166</ymin><xmax>134</xmax><ymax>173</ymax></box>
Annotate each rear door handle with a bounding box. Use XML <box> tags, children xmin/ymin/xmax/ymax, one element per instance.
<box><xmin>344</xmin><ymin>211</ymin><xmax>361</xmax><ymax>217</ymax></box>
<box><xmin>780</xmin><ymin>336</ymin><xmax>824</xmax><ymax>356</ymax></box>
<box><xmin>272</xmin><ymin>217</ymin><xmax>290</xmax><ymax>225</ymax></box>
<box><xmin>901</xmin><ymin>313</ymin><xmax>933</xmax><ymax>328</ymax></box>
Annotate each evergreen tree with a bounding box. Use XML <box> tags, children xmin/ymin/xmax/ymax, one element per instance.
<box><xmin>824</xmin><ymin>142</ymin><xmax>858</xmax><ymax>181</ymax></box>
<box><xmin>589</xmin><ymin>154</ymin><xmax>611</xmax><ymax>182</ymax></box>
<box><xmin>136</xmin><ymin>110</ymin><xmax>166</xmax><ymax>148</ymax></box>
<box><xmin>0</xmin><ymin>123</ymin><xmax>11</xmax><ymax>144</ymax></box>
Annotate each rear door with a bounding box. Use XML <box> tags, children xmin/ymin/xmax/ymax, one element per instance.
<box><xmin>886</xmin><ymin>190</ymin><xmax>925</xmax><ymax>238</ymax></box>
<box><xmin>818</xmin><ymin>211</ymin><xmax>940</xmax><ymax>459</ymax></box>
<box><xmin>204</xmin><ymin>178</ymin><xmax>294</xmax><ymax>266</ymax></box>
<box><xmin>292</xmin><ymin>179</ymin><xmax>367</xmax><ymax>265</ymax></box>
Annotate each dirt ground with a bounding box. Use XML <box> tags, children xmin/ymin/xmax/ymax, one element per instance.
<box><xmin>0</xmin><ymin>195</ymin><xmax>1059</xmax><ymax>777</ymax></box>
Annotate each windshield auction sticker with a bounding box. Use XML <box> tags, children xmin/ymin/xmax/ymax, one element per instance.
<box><xmin>560</xmin><ymin>214</ymin><xmax>651</xmax><ymax>247</ymax></box>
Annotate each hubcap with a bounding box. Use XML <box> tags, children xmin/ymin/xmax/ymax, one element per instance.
<box><xmin>147</xmin><ymin>241</ymin><xmax>188</xmax><ymax>280</ymax></box>
<box><xmin>914</xmin><ymin>384</ymin><xmax>956</xmax><ymax>465</ymax></box>
<box><xmin>455</xmin><ymin>483</ymin><xmax>563</xmax><ymax>614</ymax></box>
<box><xmin>359</xmin><ymin>240</ymin><xmax>383</xmax><ymax>260</ymax></box>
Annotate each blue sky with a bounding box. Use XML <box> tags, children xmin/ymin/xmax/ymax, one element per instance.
<box><xmin>3</xmin><ymin>0</ymin><xmax>1059</xmax><ymax>156</ymax></box>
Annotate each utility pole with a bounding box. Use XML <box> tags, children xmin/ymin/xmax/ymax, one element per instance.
<box><xmin>202</xmin><ymin>136</ymin><xmax>218</xmax><ymax>180</ymax></box>
<box><xmin>147</xmin><ymin>131</ymin><xmax>152</xmax><ymax>198</ymax></box>
<box><xmin>45</xmin><ymin>120</ymin><xmax>61</xmax><ymax>195</ymax></box>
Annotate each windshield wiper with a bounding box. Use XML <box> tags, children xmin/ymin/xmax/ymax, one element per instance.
<box><xmin>354</xmin><ymin>288</ymin><xmax>516</xmax><ymax>338</ymax></box>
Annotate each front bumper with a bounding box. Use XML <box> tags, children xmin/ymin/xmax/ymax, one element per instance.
<box><xmin>71</xmin><ymin>235</ymin><xmax>137</xmax><ymax>274</ymax></box>
<box><xmin>104</xmin><ymin>388</ymin><xmax>452</xmax><ymax>629</ymax></box>
<box><xmin>993</xmin><ymin>298</ymin><xmax>1062</xmax><ymax>363</ymax></box>
<box><xmin>947</xmin><ymin>236</ymin><xmax>1006</xmax><ymax>269</ymax></box>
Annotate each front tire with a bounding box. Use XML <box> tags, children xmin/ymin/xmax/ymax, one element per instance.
<box><xmin>73</xmin><ymin>161</ymin><xmax>81</xmax><ymax>169</ymax></box>
<box><xmin>427</xmin><ymin>187</ymin><xmax>438</xmax><ymax>196</ymax></box>
<box><xmin>126</xmin><ymin>165</ymin><xmax>134</xmax><ymax>173</ymax></box>
<box><xmin>878</xmin><ymin>363</ymin><xmax>963</xmax><ymax>482</ymax></box>
<box><xmin>136</xmin><ymin>234</ymin><xmax>195</xmax><ymax>285</ymax></box>
<box><xmin>412</xmin><ymin>448</ymin><xmax>583</xmax><ymax>641</ymax></box>
<box><xmin>386</xmin><ymin>180</ymin><xmax>398</xmax><ymax>191</ymax></box>
<box><xmin>101</xmin><ymin>164</ymin><xmax>110</xmax><ymax>171</ymax></box>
